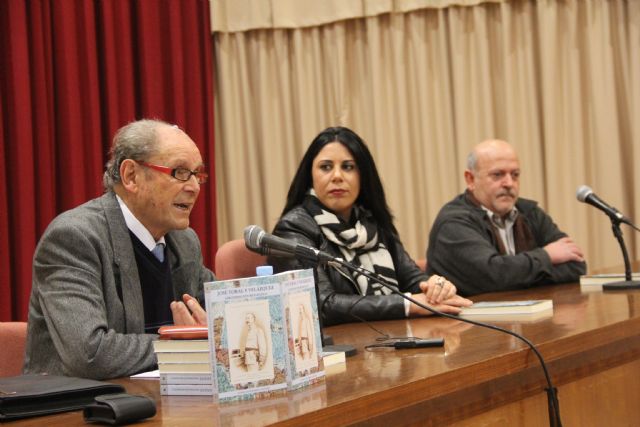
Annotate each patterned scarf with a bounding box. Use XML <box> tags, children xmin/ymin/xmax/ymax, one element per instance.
<box><xmin>464</xmin><ymin>190</ymin><xmax>537</xmax><ymax>254</ymax></box>
<box><xmin>303</xmin><ymin>192</ymin><xmax>398</xmax><ymax>295</ymax></box>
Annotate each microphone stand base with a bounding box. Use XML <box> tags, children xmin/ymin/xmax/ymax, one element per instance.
<box><xmin>602</xmin><ymin>280</ymin><xmax>640</xmax><ymax>291</ymax></box>
<box><xmin>323</xmin><ymin>344</ymin><xmax>357</xmax><ymax>357</ymax></box>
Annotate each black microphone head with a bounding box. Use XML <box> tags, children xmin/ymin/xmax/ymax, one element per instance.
<box><xmin>243</xmin><ymin>225</ymin><xmax>300</xmax><ymax>259</ymax></box>
<box><xmin>244</xmin><ymin>225</ymin><xmax>265</xmax><ymax>252</ymax></box>
<box><xmin>576</xmin><ymin>185</ymin><xmax>593</xmax><ymax>203</ymax></box>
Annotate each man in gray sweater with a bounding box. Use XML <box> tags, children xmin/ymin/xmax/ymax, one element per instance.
<box><xmin>24</xmin><ymin>119</ymin><xmax>213</xmax><ymax>379</ymax></box>
<box><xmin>426</xmin><ymin>139</ymin><xmax>586</xmax><ymax>296</ymax></box>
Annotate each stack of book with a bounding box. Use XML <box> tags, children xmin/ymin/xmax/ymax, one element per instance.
<box><xmin>153</xmin><ymin>328</ymin><xmax>213</xmax><ymax>396</ymax></box>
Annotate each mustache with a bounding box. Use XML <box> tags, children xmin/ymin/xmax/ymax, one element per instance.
<box><xmin>497</xmin><ymin>190</ymin><xmax>517</xmax><ymax>198</ymax></box>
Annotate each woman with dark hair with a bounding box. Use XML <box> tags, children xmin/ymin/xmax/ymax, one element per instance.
<box><xmin>269</xmin><ymin>126</ymin><xmax>471</xmax><ymax>326</ymax></box>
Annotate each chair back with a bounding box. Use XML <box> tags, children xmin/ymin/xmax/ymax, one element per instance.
<box><xmin>0</xmin><ymin>322</ymin><xmax>28</xmax><ymax>377</ymax></box>
<box><xmin>215</xmin><ymin>239</ymin><xmax>268</xmax><ymax>280</ymax></box>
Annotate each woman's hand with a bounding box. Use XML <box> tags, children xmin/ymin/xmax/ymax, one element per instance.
<box><xmin>408</xmin><ymin>294</ymin><xmax>473</xmax><ymax>316</ymax></box>
<box><xmin>419</xmin><ymin>275</ymin><xmax>457</xmax><ymax>305</ymax></box>
<box><xmin>409</xmin><ymin>276</ymin><xmax>473</xmax><ymax>316</ymax></box>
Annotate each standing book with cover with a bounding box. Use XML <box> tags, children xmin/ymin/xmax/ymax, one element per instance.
<box><xmin>204</xmin><ymin>269</ymin><xmax>325</xmax><ymax>401</ymax></box>
<box><xmin>204</xmin><ymin>272</ymin><xmax>291</xmax><ymax>401</ymax></box>
<box><xmin>459</xmin><ymin>299</ymin><xmax>553</xmax><ymax>320</ymax></box>
<box><xmin>279</xmin><ymin>269</ymin><xmax>325</xmax><ymax>390</ymax></box>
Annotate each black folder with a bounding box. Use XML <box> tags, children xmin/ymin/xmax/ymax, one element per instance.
<box><xmin>0</xmin><ymin>374</ymin><xmax>125</xmax><ymax>420</ymax></box>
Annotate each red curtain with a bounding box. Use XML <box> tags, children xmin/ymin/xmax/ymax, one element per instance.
<box><xmin>0</xmin><ymin>0</ymin><xmax>217</xmax><ymax>321</ymax></box>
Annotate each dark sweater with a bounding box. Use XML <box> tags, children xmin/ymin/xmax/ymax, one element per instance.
<box><xmin>130</xmin><ymin>233</ymin><xmax>174</xmax><ymax>333</ymax></box>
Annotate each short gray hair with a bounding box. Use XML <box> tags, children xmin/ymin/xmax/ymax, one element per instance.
<box><xmin>102</xmin><ymin>119</ymin><xmax>175</xmax><ymax>191</ymax></box>
<box><xmin>466</xmin><ymin>150</ymin><xmax>478</xmax><ymax>172</ymax></box>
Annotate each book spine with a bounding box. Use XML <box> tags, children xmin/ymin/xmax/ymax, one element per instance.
<box><xmin>157</xmin><ymin>363</ymin><xmax>211</xmax><ymax>374</ymax></box>
<box><xmin>159</xmin><ymin>373</ymin><xmax>213</xmax><ymax>385</ymax></box>
<box><xmin>156</xmin><ymin>353</ymin><xmax>210</xmax><ymax>364</ymax></box>
<box><xmin>152</xmin><ymin>340</ymin><xmax>210</xmax><ymax>352</ymax></box>
<box><xmin>322</xmin><ymin>351</ymin><xmax>346</xmax><ymax>367</ymax></box>
<box><xmin>160</xmin><ymin>384</ymin><xmax>214</xmax><ymax>395</ymax></box>
<box><xmin>281</xmin><ymin>278</ymin><xmax>295</xmax><ymax>390</ymax></box>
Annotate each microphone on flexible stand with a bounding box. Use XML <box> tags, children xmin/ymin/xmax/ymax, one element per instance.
<box><xmin>576</xmin><ymin>185</ymin><xmax>638</xmax><ymax>229</ymax></box>
<box><xmin>244</xmin><ymin>226</ymin><xmax>563</xmax><ymax>427</ymax></box>
<box><xmin>243</xmin><ymin>225</ymin><xmax>356</xmax><ymax>356</ymax></box>
<box><xmin>576</xmin><ymin>185</ymin><xmax>640</xmax><ymax>290</ymax></box>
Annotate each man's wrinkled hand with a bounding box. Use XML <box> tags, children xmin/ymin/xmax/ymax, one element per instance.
<box><xmin>170</xmin><ymin>294</ymin><xmax>207</xmax><ymax>326</ymax></box>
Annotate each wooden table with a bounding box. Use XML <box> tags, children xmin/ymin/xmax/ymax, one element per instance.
<box><xmin>9</xmin><ymin>282</ymin><xmax>640</xmax><ymax>426</ymax></box>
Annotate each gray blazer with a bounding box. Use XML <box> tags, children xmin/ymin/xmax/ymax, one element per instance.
<box><xmin>23</xmin><ymin>192</ymin><xmax>214</xmax><ymax>379</ymax></box>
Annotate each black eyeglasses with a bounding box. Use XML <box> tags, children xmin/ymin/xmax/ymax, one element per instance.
<box><xmin>139</xmin><ymin>161</ymin><xmax>208</xmax><ymax>184</ymax></box>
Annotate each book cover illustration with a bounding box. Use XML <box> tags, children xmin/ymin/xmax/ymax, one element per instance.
<box><xmin>205</xmin><ymin>275</ymin><xmax>290</xmax><ymax>402</ymax></box>
<box><xmin>280</xmin><ymin>270</ymin><xmax>325</xmax><ymax>389</ymax></box>
<box><xmin>226</xmin><ymin>299</ymin><xmax>275</xmax><ymax>385</ymax></box>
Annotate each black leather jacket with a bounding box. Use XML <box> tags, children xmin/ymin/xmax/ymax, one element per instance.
<box><xmin>269</xmin><ymin>206</ymin><xmax>428</xmax><ymax>326</ymax></box>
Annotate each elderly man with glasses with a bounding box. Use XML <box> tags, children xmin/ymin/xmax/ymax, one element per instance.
<box><xmin>24</xmin><ymin>119</ymin><xmax>214</xmax><ymax>380</ymax></box>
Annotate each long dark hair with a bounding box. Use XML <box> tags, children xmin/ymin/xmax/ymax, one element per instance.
<box><xmin>281</xmin><ymin>126</ymin><xmax>398</xmax><ymax>238</ymax></box>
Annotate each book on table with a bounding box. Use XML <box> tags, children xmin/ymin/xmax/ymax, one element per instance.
<box><xmin>321</xmin><ymin>350</ymin><xmax>346</xmax><ymax>367</ymax></box>
<box><xmin>156</xmin><ymin>352</ymin><xmax>209</xmax><ymax>364</ymax></box>
<box><xmin>321</xmin><ymin>351</ymin><xmax>347</xmax><ymax>375</ymax></box>
<box><xmin>152</xmin><ymin>338</ymin><xmax>209</xmax><ymax>353</ymax></box>
<box><xmin>158</xmin><ymin>325</ymin><xmax>208</xmax><ymax>340</ymax></box>
<box><xmin>158</xmin><ymin>372</ymin><xmax>214</xmax><ymax>395</ymax></box>
<box><xmin>160</xmin><ymin>383</ymin><xmax>214</xmax><ymax>396</ymax></box>
<box><xmin>159</xmin><ymin>373</ymin><xmax>213</xmax><ymax>385</ymax></box>
<box><xmin>157</xmin><ymin>362</ymin><xmax>211</xmax><ymax>374</ymax></box>
<box><xmin>580</xmin><ymin>273</ymin><xmax>640</xmax><ymax>287</ymax></box>
<box><xmin>459</xmin><ymin>299</ymin><xmax>553</xmax><ymax>320</ymax></box>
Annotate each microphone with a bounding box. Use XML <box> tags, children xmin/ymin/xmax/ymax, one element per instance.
<box><xmin>244</xmin><ymin>225</ymin><xmax>355</xmax><ymax>356</ymax></box>
<box><xmin>576</xmin><ymin>185</ymin><xmax>633</xmax><ymax>226</ymax></box>
<box><xmin>243</xmin><ymin>225</ymin><xmax>334</xmax><ymax>264</ymax></box>
<box><xmin>576</xmin><ymin>185</ymin><xmax>640</xmax><ymax>290</ymax></box>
